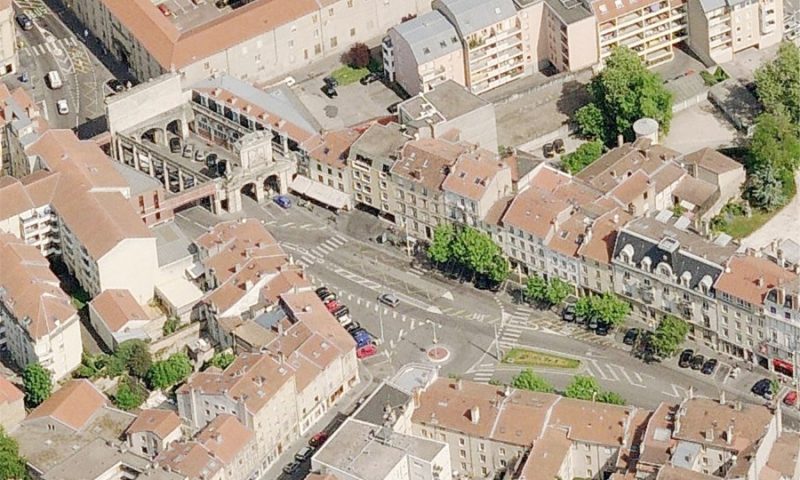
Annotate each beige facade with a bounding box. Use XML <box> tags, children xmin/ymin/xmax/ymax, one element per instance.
<box><xmin>72</xmin><ymin>0</ymin><xmax>430</xmax><ymax>86</ymax></box>
<box><xmin>687</xmin><ymin>0</ymin><xmax>783</xmax><ymax>65</ymax></box>
<box><xmin>0</xmin><ymin>1</ymin><xmax>17</xmax><ymax>77</ymax></box>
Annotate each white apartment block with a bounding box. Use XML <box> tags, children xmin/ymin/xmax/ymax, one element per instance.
<box><xmin>0</xmin><ymin>233</ymin><xmax>82</xmax><ymax>381</ymax></box>
<box><xmin>71</xmin><ymin>0</ymin><xmax>431</xmax><ymax>86</ymax></box>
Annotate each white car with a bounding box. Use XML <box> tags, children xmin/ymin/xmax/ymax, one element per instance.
<box><xmin>56</xmin><ymin>99</ymin><xmax>69</xmax><ymax>115</ymax></box>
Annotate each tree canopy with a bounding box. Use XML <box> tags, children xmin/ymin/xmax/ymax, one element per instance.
<box><xmin>0</xmin><ymin>428</ymin><xmax>27</xmax><ymax>480</ymax></box>
<box><xmin>745</xmin><ymin>163</ymin><xmax>787</xmax><ymax>211</ymax></box>
<box><xmin>525</xmin><ymin>275</ymin><xmax>573</xmax><ymax>307</ymax></box>
<box><xmin>564</xmin><ymin>375</ymin><xmax>625</xmax><ymax>404</ymax></box>
<box><xmin>574</xmin><ymin>293</ymin><xmax>630</xmax><ymax>327</ymax></box>
<box><xmin>207</xmin><ymin>352</ymin><xmax>235</xmax><ymax>371</ymax></box>
<box><xmin>22</xmin><ymin>363</ymin><xmax>51</xmax><ymax>409</ymax></box>
<box><xmin>749</xmin><ymin>112</ymin><xmax>800</xmax><ymax>178</ymax></box>
<box><xmin>561</xmin><ymin>140</ymin><xmax>604</xmax><ymax>174</ymax></box>
<box><xmin>114</xmin><ymin>340</ymin><xmax>153</xmax><ymax>380</ymax></box>
<box><xmin>650</xmin><ymin>315</ymin><xmax>690</xmax><ymax>358</ymax></box>
<box><xmin>113</xmin><ymin>376</ymin><xmax>147</xmax><ymax>411</ymax></box>
<box><xmin>428</xmin><ymin>225</ymin><xmax>509</xmax><ymax>283</ymax></box>
<box><xmin>146</xmin><ymin>353</ymin><xmax>193</xmax><ymax>390</ymax></box>
<box><xmin>576</xmin><ymin>47</ymin><xmax>673</xmax><ymax>146</ymax></box>
<box><xmin>511</xmin><ymin>369</ymin><xmax>554</xmax><ymax>393</ymax></box>
<box><xmin>754</xmin><ymin>42</ymin><xmax>800</xmax><ymax>125</ymax></box>
<box><xmin>428</xmin><ymin>224</ymin><xmax>456</xmax><ymax>264</ymax></box>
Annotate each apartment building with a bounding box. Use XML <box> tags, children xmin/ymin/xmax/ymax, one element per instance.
<box><xmin>126</xmin><ymin>409</ymin><xmax>183</xmax><ymax>459</ymax></box>
<box><xmin>158</xmin><ymin>414</ymin><xmax>259</xmax><ymax>480</ymax></box>
<box><xmin>0</xmin><ymin>84</ymin><xmax>48</xmax><ymax>176</ymax></box>
<box><xmin>687</xmin><ymin>0</ymin><xmax>783</xmax><ymax>64</ymax></box>
<box><xmin>612</xmin><ymin>213</ymin><xmax>738</xmax><ymax>346</ymax></box>
<box><xmin>300</xmin><ymin>128</ymin><xmax>361</xmax><ymax>210</ymax></box>
<box><xmin>347</xmin><ymin>122</ymin><xmax>409</xmax><ymax>216</ymax></box>
<box><xmin>72</xmin><ymin>0</ymin><xmax>430</xmax><ymax>86</ymax></box>
<box><xmin>0</xmin><ymin>233</ymin><xmax>82</xmax><ymax>380</ymax></box>
<box><xmin>0</xmin><ymin>1</ymin><xmax>16</xmax><ymax>77</ymax></box>
<box><xmin>88</xmin><ymin>289</ymin><xmax>158</xmax><ymax>351</ymax></box>
<box><xmin>177</xmin><ymin>280</ymin><xmax>358</xmax><ymax>476</ymax></box>
<box><xmin>762</xmin><ymin>277</ymin><xmax>800</xmax><ymax>375</ymax></box>
<box><xmin>786</xmin><ymin>0</ymin><xmax>800</xmax><ymax>38</ymax></box>
<box><xmin>442</xmin><ymin>147</ymin><xmax>513</xmax><ymax>227</ymax></box>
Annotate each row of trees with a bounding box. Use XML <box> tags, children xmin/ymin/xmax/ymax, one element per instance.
<box><xmin>428</xmin><ymin>224</ymin><xmax>510</xmax><ymax>283</ymax></box>
<box><xmin>524</xmin><ymin>274</ymin><xmax>572</xmax><ymax>308</ymax></box>
<box><xmin>511</xmin><ymin>370</ymin><xmax>625</xmax><ymax>405</ymax></box>
<box><xmin>574</xmin><ymin>292</ymin><xmax>631</xmax><ymax>328</ymax></box>
<box><xmin>744</xmin><ymin>43</ymin><xmax>800</xmax><ymax>211</ymax></box>
<box><xmin>650</xmin><ymin>315</ymin><xmax>690</xmax><ymax>358</ymax></box>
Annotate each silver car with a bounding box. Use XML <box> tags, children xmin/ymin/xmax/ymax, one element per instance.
<box><xmin>378</xmin><ymin>293</ymin><xmax>400</xmax><ymax>308</ymax></box>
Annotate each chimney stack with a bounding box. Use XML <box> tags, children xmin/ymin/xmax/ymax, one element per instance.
<box><xmin>726</xmin><ymin>423</ymin><xmax>734</xmax><ymax>445</ymax></box>
<box><xmin>470</xmin><ymin>406</ymin><xmax>480</xmax><ymax>424</ymax></box>
<box><xmin>719</xmin><ymin>390</ymin><xmax>726</xmax><ymax>406</ymax></box>
<box><xmin>617</xmin><ymin>134</ymin><xmax>625</xmax><ymax>147</ymax></box>
<box><xmin>705</xmin><ymin>428</ymin><xmax>714</xmax><ymax>442</ymax></box>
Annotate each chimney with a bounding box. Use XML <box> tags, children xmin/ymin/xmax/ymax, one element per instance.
<box><xmin>705</xmin><ymin>428</ymin><xmax>714</xmax><ymax>442</ymax></box>
<box><xmin>778</xmin><ymin>285</ymin><xmax>786</xmax><ymax>305</ymax></box>
<box><xmin>244</xmin><ymin>279</ymin><xmax>253</xmax><ymax>290</ymax></box>
<box><xmin>719</xmin><ymin>390</ymin><xmax>726</xmax><ymax>406</ymax></box>
<box><xmin>617</xmin><ymin>134</ymin><xmax>624</xmax><ymax>147</ymax></box>
<box><xmin>413</xmin><ymin>387</ymin><xmax>422</xmax><ymax>408</ymax></box>
<box><xmin>726</xmin><ymin>423</ymin><xmax>734</xmax><ymax>445</ymax></box>
<box><xmin>613</xmin><ymin>213</ymin><xmax>619</xmax><ymax>224</ymax></box>
<box><xmin>470</xmin><ymin>406</ymin><xmax>480</xmax><ymax>424</ymax></box>
<box><xmin>278</xmin><ymin>351</ymin><xmax>285</xmax><ymax>364</ymax></box>
<box><xmin>756</xmin><ymin>276</ymin><xmax>764</xmax><ymax>288</ymax></box>
<box><xmin>455</xmin><ymin>378</ymin><xmax>463</xmax><ymax>390</ymax></box>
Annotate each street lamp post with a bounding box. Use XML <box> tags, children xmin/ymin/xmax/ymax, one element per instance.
<box><xmin>427</xmin><ymin>318</ymin><xmax>439</xmax><ymax>345</ymax></box>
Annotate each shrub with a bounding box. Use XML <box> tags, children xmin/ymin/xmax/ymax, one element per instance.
<box><xmin>341</xmin><ymin>43</ymin><xmax>371</xmax><ymax>69</ymax></box>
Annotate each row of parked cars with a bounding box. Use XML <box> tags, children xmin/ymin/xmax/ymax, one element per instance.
<box><xmin>678</xmin><ymin>349</ymin><xmax>719</xmax><ymax>375</ymax></box>
<box><xmin>561</xmin><ymin>304</ymin><xmax>612</xmax><ymax>336</ymax></box>
<box><xmin>315</xmin><ymin>287</ymin><xmax>377</xmax><ymax>359</ymax></box>
<box><xmin>282</xmin><ymin>431</ymin><xmax>330</xmax><ymax>474</ymax></box>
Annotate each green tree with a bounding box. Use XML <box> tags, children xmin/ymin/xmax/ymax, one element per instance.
<box><xmin>561</xmin><ymin>140</ymin><xmax>604</xmax><ymax>174</ymax></box>
<box><xmin>208</xmin><ymin>352</ymin><xmax>235</xmax><ymax>370</ymax></box>
<box><xmin>589</xmin><ymin>292</ymin><xmax>630</xmax><ymax>327</ymax></box>
<box><xmin>749</xmin><ymin>112</ymin><xmax>800</xmax><ymax>176</ymax></box>
<box><xmin>511</xmin><ymin>369</ymin><xmax>554</xmax><ymax>393</ymax></box>
<box><xmin>525</xmin><ymin>275</ymin><xmax>548</xmax><ymax>304</ymax></box>
<box><xmin>113</xmin><ymin>376</ymin><xmax>147</xmax><ymax>411</ymax></box>
<box><xmin>577</xmin><ymin>47</ymin><xmax>673</xmax><ymax>145</ymax></box>
<box><xmin>146</xmin><ymin>353</ymin><xmax>193</xmax><ymax>390</ymax></box>
<box><xmin>596</xmin><ymin>391</ymin><xmax>626</xmax><ymax>405</ymax></box>
<box><xmin>22</xmin><ymin>363</ymin><xmax>51</xmax><ymax>408</ymax></box>
<box><xmin>162</xmin><ymin>317</ymin><xmax>181</xmax><ymax>336</ymax></box>
<box><xmin>545</xmin><ymin>278</ymin><xmax>572</xmax><ymax>307</ymax></box>
<box><xmin>565</xmin><ymin>375</ymin><xmax>601</xmax><ymax>401</ymax></box>
<box><xmin>0</xmin><ymin>428</ymin><xmax>27</xmax><ymax>479</ymax></box>
<box><xmin>575</xmin><ymin>296</ymin><xmax>592</xmax><ymax>318</ymax></box>
<box><xmin>754</xmin><ymin>42</ymin><xmax>800</xmax><ymax>124</ymax></box>
<box><xmin>428</xmin><ymin>223</ymin><xmax>455</xmax><ymax>264</ymax></box>
<box><xmin>485</xmin><ymin>254</ymin><xmax>510</xmax><ymax>283</ymax></box>
<box><xmin>115</xmin><ymin>340</ymin><xmax>153</xmax><ymax>379</ymax></box>
<box><xmin>451</xmin><ymin>227</ymin><xmax>507</xmax><ymax>280</ymax></box>
<box><xmin>650</xmin><ymin>315</ymin><xmax>690</xmax><ymax>358</ymax></box>
<box><xmin>574</xmin><ymin>104</ymin><xmax>605</xmax><ymax>141</ymax></box>
<box><xmin>746</xmin><ymin>164</ymin><xmax>787</xmax><ymax>211</ymax></box>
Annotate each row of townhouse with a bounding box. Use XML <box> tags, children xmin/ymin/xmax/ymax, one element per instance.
<box><xmin>71</xmin><ymin>0</ymin><xmax>430</xmax><ymax>87</ymax></box>
<box><xmin>386</xmin><ymin>0</ymin><xmax>784</xmax><ymax>96</ymax></box>
<box><xmin>314</xmin><ymin>375</ymin><xmax>795</xmax><ymax>480</ymax></box>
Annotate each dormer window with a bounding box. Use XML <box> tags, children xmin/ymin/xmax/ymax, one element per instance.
<box><xmin>620</xmin><ymin>244</ymin><xmax>634</xmax><ymax>265</ymax></box>
<box><xmin>640</xmin><ymin>257</ymin><xmax>652</xmax><ymax>272</ymax></box>
<box><xmin>657</xmin><ymin>263</ymin><xmax>673</xmax><ymax>278</ymax></box>
<box><xmin>681</xmin><ymin>271</ymin><xmax>692</xmax><ymax>287</ymax></box>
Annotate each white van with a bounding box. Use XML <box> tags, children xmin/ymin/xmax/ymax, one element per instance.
<box><xmin>46</xmin><ymin>71</ymin><xmax>62</xmax><ymax>89</ymax></box>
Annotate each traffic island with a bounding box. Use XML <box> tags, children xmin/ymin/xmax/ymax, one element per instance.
<box><xmin>426</xmin><ymin>345</ymin><xmax>450</xmax><ymax>363</ymax></box>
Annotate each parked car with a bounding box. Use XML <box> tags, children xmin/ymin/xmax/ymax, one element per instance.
<box><xmin>56</xmin><ymin>99</ymin><xmax>69</xmax><ymax>115</ymax></box>
<box><xmin>678</xmin><ymin>349</ymin><xmax>694</xmax><ymax>368</ymax></box>
<box><xmin>575</xmin><ymin>312</ymin><xmax>587</xmax><ymax>325</ymax></box>
<box><xmin>350</xmin><ymin>329</ymin><xmax>372</xmax><ymax>348</ymax></box>
<box><xmin>282</xmin><ymin>460</ymin><xmax>301</xmax><ymax>475</ymax></box>
<box><xmin>332</xmin><ymin>305</ymin><xmax>349</xmax><ymax>319</ymax></box>
<box><xmin>623</xmin><ymin>328</ymin><xmax>639</xmax><ymax>346</ymax></box>
<box><xmin>194</xmin><ymin>149</ymin><xmax>205</xmax><ymax>162</ymax></box>
<box><xmin>157</xmin><ymin>3</ymin><xmax>172</xmax><ymax>16</ymax></box>
<box><xmin>701</xmin><ymin>358</ymin><xmax>718</xmax><ymax>375</ymax></box>
<box><xmin>553</xmin><ymin>138</ymin><xmax>565</xmax><ymax>154</ymax></box>
<box><xmin>595</xmin><ymin>322</ymin><xmax>611</xmax><ymax>336</ymax></box>
<box><xmin>345</xmin><ymin>321</ymin><xmax>362</xmax><ymax>333</ymax></box>
<box><xmin>586</xmin><ymin>318</ymin><xmax>598</xmax><ymax>331</ymax></box>
<box><xmin>378</xmin><ymin>293</ymin><xmax>400</xmax><ymax>308</ymax></box>
<box><xmin>690</xmin><ymin>354</ymin><xmax>705</xmax><ymax>370</ymax></box>
<box><xmin>360</xmin><ymin>72</ymin><xmax>381</xmax><ymax>85</ymax></box>
<box><xmin>784</xmin><ymin>390</ymin><xmax>797</xmax><ymax>406</ymax></box>
<box><xmin>205</xmin><ymin>152</ymin><xmax>218</xmax><ymax>168</ymax></box>
<box><xmin>309</xmin><ymin>431</ymin><xmax>329</xmax><ymax>447</ymax></box>
<box><xmin>106</xmin><ymin>78</ymin><xmax>125</xmax><ymax>92</ymax></box>
<box><xmin>169</xmin><ymin>137</ymin><xmax>182</xmax><ymax>153</ymax></box>
<box><xmin>315</xmin><ymin>287</ymin><xmax>330</xmax><ymax>298</ymax></box>
<box><xmin>274</xmin><ymin>195</ymin><xmax>292</xmax><ymax>209</ymax></box>
<box><xmin>16</xmin><ymin>14</ymin><xmax>33</xmax><ymax>31</ymax></box>
<box><xmin>543</xmin><ymin>143</ymin><xmax>555</xmax><ymax>158</ymax></box>
<box><xmin>323</xmin><ymin>76</ymin><xmax>338</xmax><ymax>88</ymax></box>
<box><xmin>182</xmin><ymin>143</ymin><xmax>194</xmax><ymax>158</ymax></box>
<box><xmin>325</xmin><ymin>300</ymin><xmax>340</xmax><ymax>312</ymax></box>
<box><xmin>751</xmin><ymin>378</ymin><xmax>773</xmax><ymax>399</ymax></box>
<box><xmin>357</xmin><ymin>344</ymin><xmax>378</xmax><ymax>359</ymax></box>
<box><xmin>323</xmin><ymin>85</ymin><xmax>338</xmax><ymax>98</ymax></box>
<box><xmin>562</xmin><ymin>305</ymin><xmax>576</xmax><ymax>322</ymax></box>
<box><xmin>295</xmin><ymin>446</ymin><xmax>315</xmax><ymax>462</ymax></box>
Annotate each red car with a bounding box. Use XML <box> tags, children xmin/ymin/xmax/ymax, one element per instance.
<box><xmin>325</xmin><ymin>300</ymin><xmax>340</xmax><ymax>312</ymax></box>
<box><xmin>784</xmin><ymin>391</ymin><xmax>797</xmax><ymax>406</ymax></box>
<box><xmin>309</xmin><ymin>431</ymin><xmax>329</xmax><ymax>447</ymax></box>
<box><xmin>157</xmin><ymin>3</ymin><xmax>172</xmax><ymax>16</ymax></box>
<box><xmin>356</xmin><ymin>344</ymin><xmax>378</xmax><ymax>359</ymax></box>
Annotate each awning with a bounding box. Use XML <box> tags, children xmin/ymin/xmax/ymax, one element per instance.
<box><xmin>773</xmin><ymin>358</ymin><xmax>794</xmax><ymax>376</ymax></box>
<box><xmin>290</xmin><ymin>175</ymin><xmax>351</xmax><ymax>210</ymax></box>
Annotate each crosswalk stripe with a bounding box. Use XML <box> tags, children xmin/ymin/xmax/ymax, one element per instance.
<box><xmin>334</xmin><ymin>234</ymin><xmax>348</xmax><ymax>244</ymax></box>
<box><xmin>328</xmin><ymin>237</ymin><xmax>346</xmax><ymax>247</ymax></box>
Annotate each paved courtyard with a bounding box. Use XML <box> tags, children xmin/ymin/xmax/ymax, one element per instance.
<box><xmin>293</xmin><ymin>78</ymin><xmax>402</xmax><ymax>131</ymax></box>
<box><xmin>663</xmin><ymin>100</ymin><xmax>741</xmax><ymax>153</ymax></box>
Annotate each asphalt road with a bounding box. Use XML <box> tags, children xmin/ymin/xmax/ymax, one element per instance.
<box><xmin>11</xmin><ymin>0</ymin><xmax>117</xmax><ymax>136</ymax></box>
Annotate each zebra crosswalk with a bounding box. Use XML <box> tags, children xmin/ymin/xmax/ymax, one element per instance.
<box><xmin>296</xmin><ymin>234</ymin><xmax>347</xmax><ymax>267</ymax></box>
<box><xmin>23</xmin><ymin>37</ymin><xmax>80</xmax><ymax>57</ymax></box>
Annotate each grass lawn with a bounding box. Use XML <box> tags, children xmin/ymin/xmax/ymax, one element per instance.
<box><xmin>502</xmin><ymin>348</ymin><xmax>580</xmax><ymax>369</ymax></box>
<box><xmin>719</xmin><ymin>209</ymin><xmax>778</xmax><ymax>239</ymax></box>
<box><xmin>330</xmin><ymin>65</ymin><xmax>370</xmax><ymax>86</ymax></box>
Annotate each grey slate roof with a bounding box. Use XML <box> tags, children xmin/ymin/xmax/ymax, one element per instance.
<box><xmin>391</xmin><ymin>11</ymin><xmax>461</xmax><ymax>64</ymax></box>
<box><xmin>433</xmin><ymin>0</ymin><xmax>518</xmax><ymax>37</ymax></box>
<box><xmin>192</xmin><ymin>75</ymin><xmax>321</xmax><ymax>136</ymax></box>
<box><xmin>399</xmin><ymin>80</ymin><xmax>489</xmax><ymax>124</ymax></box>
<box><xmin>354</xmin><ymin>383</ymin><xmax>412</xmax><ymax>426</ymax></box>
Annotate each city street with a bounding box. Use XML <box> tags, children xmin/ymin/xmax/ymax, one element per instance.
<box><xmin>11</xmin><ymin>0</ymin><xmax>117</xmax><ymax>135</ymax></box>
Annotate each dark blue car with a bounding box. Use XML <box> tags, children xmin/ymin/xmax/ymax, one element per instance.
<box><xmin>350</xmin><ymin>329</ymin><xmax>372</xmax><ymax>349</ymax></box>
<box><xmin>274</xmin><ymin>195</ymin><xmax>292</xmax><ymax>209</ymax></box>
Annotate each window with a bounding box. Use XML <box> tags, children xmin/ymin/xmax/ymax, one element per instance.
<box><xmin>350</xmin><ymin>28</ymin><xmax>356</xmax><ymax>37</ymax></box>
<box><xmin>330</xmin><ymin>36</ymin><xmax>338</xmax><ymax>48</ymax></box>
<box><xmin>460</xmin><ymin>449</ymin><xmax>466</xmax><ymax>458</ymax></box>
<box><xmin>459</xmin><ymin>438</ymin><xmax>465</xmax><ymax>446</ymax></box>
<box><xmin>328</xmin><ymin>7</ymin><xmax>334</xmax><ymax>15</ymax></box>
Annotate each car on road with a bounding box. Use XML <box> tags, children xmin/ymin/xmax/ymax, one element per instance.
<box><xmin>357</xmin><ymin>344</ymin><xmax>378</xmax><ymax>359</ymax></box>
<box><xmin>678</xmin><ymin>349</ymin><xmax>694</xmax><ymax>368</ymax></box>
<box><xmin>194</xmin><ymin>149</ymin><xmax>205</xmax><ymax>162</ymax></box>
<box><xmin>595</xmin><ymin>322</ymin><xmax>611</xmax><ymax>336</ymax></box>
<box><xmin>19</xmin><ymin>72</ymin><xmax>29</xmax><ymax>83</ymax></box>
<box><xmin>325</xmin><ymin>300</ymin><xmax>340</xmax><ymax>312</ymax></box>
<box><xmin>169</xmin><ymin>137</ymin><xmax>181</xmax><ymax>153</ymax></box>
<box><xmin>360</xmin><ymin>72</ymin><xmax>381</xmax><ymax>85</ymax></box>
<box><xmin>332</xmin><ymin>305</ymin><xmax>349</xmax><ymax>319</ymax></box>
<box><xmin>105</xmin><ymin>78</ymin><xmax>125</xmax><ymax>93</ymax></box>
<box><xmin>282</xmin><ymin>460</ymin><xmax>301</xmax><ymax>475</ymax></box>
<box><xmin>322</xmin><ymin>85</ymin><xmax>338</xmax><ymax>98</ymax></box>
<box><xmin>309</xmin><ymin>432</ymin><xmax>328</xmax><ymax>447</ymax></box>
<box><xmin>182</xmin><ymin>143</ymin><xmax>194</xmax><ymax>158</ymax></box>
<box><xmin>295</xmin><ymin>446</ymin><xmax>315</xmax><ymax>462</ymax></box>
<box><xmin>378</xmin><ymin>293</ymin><xmax>400</xmax><ymax>308</ymax></box>
<box><xmin>690</xmin><ymin>354</ymin><xmax>705</xmax><ymax>370</ymax></box>
<box><xmin>752</xmin><ymin>378</ymin><xmax>773</xmax><ymax>400</ymax></box>
<box><xmin>784</xmin><ymin>391</ymin><xmax>797</xmax><ymax>406</ymax></box>
<box><xmin>16</xmin><ymin>14</ymin><xmax>33</xmax><ymax>31</ymax></box>
<box><xmin>323</xmin><ymin>76</ymin><xmax>338</xmax><ymax>88</ymax></box>
<box><xmin>46</xmin><ymin>71</ymin><xmax>62</xmax><ymax>89</ymax></box>
<box><xmin>274</xmin><ymin>195</ymin><xmax>292</xmax><ymax>209</ymax></box>
<box><xmin>56</xmin><ymin>99</ymin><xmax>69</xmax><ymax>115</ymax></box>
<box><xmin>562</xmin><ymin>305</ymin><xmax>575</xmax><ymax>322</ymax></box>
<box><xmin>623</xmin><ymin>328</ymin><xmax>639</xmax><ymax>346</ymax></box>
<box><xmin>345</xmin><ymin>321</ymin><xmax>362</xmax><ymax>333</ymax></box>
<box><xmin>701</xmin><ymin>358</ymin><xmax>718</xmax><ymax>375</ymax></box>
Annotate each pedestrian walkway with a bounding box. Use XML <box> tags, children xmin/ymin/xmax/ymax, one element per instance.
<box><xmin>296</xmin><ymin>234</ymin><xmax>348</xmax><ymax>267</ymax></box>
<box><xmin>22</xmin><ymin>37</ymin><xmax>80</xmax><ymax>57</ymax></box>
